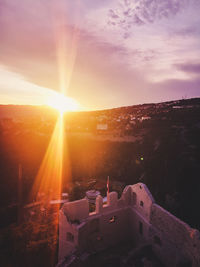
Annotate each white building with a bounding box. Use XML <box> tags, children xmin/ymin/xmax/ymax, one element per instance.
<box><xmin>58</xmin><ymin>183</ymin><xmax>200</xmax><ymax>267</ymax></box>
<box><xmin>96</xmin><ymin>124</ymin><xmax>108</xmax><ymax>130</ymax></box>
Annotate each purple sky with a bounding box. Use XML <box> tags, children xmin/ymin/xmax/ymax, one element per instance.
<box><xmin>0</xmin><ymin>0</ymin><xmax>200</xmax><ymax>110</ymax></box>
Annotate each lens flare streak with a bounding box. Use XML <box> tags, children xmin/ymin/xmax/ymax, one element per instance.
<box><xmin>31</xmin><ymin>114</ymin><xmax>64</xmax><ymax>201</ymax></box>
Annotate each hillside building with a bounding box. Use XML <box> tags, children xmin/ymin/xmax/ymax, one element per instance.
<box><xmin>96</xmin><ymin>123</ymin><xmax>108</xmax><ymax>131</ymax></box>
<box><xmin>58</xmin><ymin>183</ymin><xmax>200</xmax><ymax>267</ymax></box>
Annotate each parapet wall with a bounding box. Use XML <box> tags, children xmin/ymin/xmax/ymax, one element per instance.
<box><xmin>78</xmin><ymin>206</ymin><xmax>131</xmax><ymax>254</ymax></box>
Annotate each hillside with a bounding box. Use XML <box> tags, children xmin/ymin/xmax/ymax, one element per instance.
<box><xmin>0</xmin><ymin>98</ymin><xmax>200</xmax><ymax>266</ymax></box>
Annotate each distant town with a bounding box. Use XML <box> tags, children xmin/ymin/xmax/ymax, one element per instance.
<box><xmin>1</xmin><ymin>98</ymin><xmax>199</xmax><ymax>139</ymax></box>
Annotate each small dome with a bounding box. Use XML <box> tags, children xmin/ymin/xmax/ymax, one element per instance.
<box><xmin>86</xmin><ymin>190</ymin><xmax>101</xmax><ymax>204</ymax></box>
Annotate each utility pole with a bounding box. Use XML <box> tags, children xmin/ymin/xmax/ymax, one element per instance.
<box><xmin>18</xmin><ymin>163</ymin><xmax>22</xmax><ymax>224</ymax></box>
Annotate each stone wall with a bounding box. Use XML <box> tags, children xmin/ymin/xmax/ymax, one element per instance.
<box><xmin>129</xmin><ymin>207</ymin><xmax>151</xmax><ymax>245</ymax></box>
<box><xmin>131</xmin><ymin>183</ymin><xmax>155</xmax><ymax>221</ymax></box>
<box><xmin>151</xmin><ymin>203</ymin><xmax>200</xmax><ymax>266</ymax></box>
<box><xmin>58</xmin><ymin>210</ymin><xmax>79</xmax><ymax>260</ymax></box>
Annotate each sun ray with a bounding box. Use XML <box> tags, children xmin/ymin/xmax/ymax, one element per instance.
<box><xmin>29</xmin><ymin>113</ymin><xmax>71</xmax><ymax>262</ymax></box>
<box><xmin>30</xmin><ymin>114</ymin><xmax>67</xmax><ymax>201</ymax></box>
<box><xmin>52</xmin><ymin>0</ymin><xmax>81</xmax><ymax>96</ymax></box>
<box><xmin>47</xmin><ymin>92</ymin><xmax>79</xmax><ymax>114</ymax></box>
<box><xmin>29</xmin><ymin>1</ymin><xmax>81</xmax><ymax>263</ymax></box>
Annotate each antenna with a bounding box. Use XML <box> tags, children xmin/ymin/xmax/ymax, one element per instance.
<box><xmin>107</xmin><ymin>176</ymin><xmax>110</xmax><ymax>195</ymax></box>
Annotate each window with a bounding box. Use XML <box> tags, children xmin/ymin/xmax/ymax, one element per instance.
<box><xmin>66</xmin><ymin>232</ymin><xmax>74</xmax><ymax>242</ymax></box>
<box><xmin>109</xmin><ymin>216</ymin><xmax>116</xmax><ymax>223</ymax></box>
<box><xmin>154</xmin><ymin>235</ymin><xmax>162</xmax><ymax>246</ymax></box>
<box><xmin>140</xmin><ymin>201</ymin><xmax>144</xmax><ymax>207</ymax></box>
<box><xmin>139</xmin><ymin>221</ymin><xmax>143</xmax><ymax>235</ymax></box>
<box><xmin>132</xmin><ymin>192</ymin><xmax>136</xmax><ymax>205</ymax></box>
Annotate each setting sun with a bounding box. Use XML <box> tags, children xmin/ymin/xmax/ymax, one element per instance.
<box><xmin>47</xmin><ymin>92</ymin><xmax>79</xmax><ymax>113</ymax></box>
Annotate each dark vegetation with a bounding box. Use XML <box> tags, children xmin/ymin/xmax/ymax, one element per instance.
<box><xmin>0</xmin><ymin>98</ymin><xmax>200</xmax><ymax>266</ymax></box>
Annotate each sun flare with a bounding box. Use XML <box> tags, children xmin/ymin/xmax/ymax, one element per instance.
<box><xmin>47</xmin><ymin>92</ymin><xmax>79</xmax><ymax>114</ymax></box>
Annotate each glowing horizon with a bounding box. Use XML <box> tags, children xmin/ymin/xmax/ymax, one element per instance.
<box><xmin>47</xmin><ymin>92</ymin><xmax>80</xmax><ymax>114</ymax></box>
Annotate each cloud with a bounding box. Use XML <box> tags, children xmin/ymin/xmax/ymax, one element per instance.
<box><xmin>107</xmin><ymin>0</ymin><xmax>190</xmax><ymax>37</ymax></box>
<box><xmin>0</xmin><ymin>0</ymin><xmax>147</xmax><ymax>109</ymax></box>
<box><xmin>172</xmin><ymin>27</ymin><xmax>198</xmax><ymax>37</ymax></box>
<box><xmin>175</xmin><ymin>63</ymin><xmax>200</xmax><ymax>75</ymax></box>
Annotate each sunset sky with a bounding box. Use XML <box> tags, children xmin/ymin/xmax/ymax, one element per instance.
<box><xmin>0</xmin><ymin>0</ymin><xmax>200</xmax><ymax>110</ymax></box>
